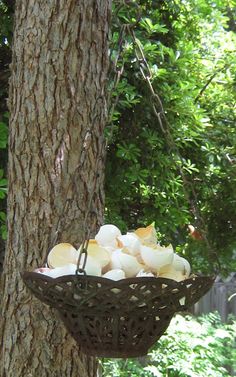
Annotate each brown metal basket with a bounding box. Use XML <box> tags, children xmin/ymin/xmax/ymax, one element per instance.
<box><xmin>22</xmin><ymin>272</ymin><xmax>214</xmax><ymax>358</ymax></box>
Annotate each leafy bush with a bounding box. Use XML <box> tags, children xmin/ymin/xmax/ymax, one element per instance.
<box><xmin>106</xmin><ymin>0</ymin><xmax>236</xmax><ymax>274</ymax></box>
<box><xmin>102</xmin><ymin>313</ymin><xmax>236</xmax><ymax>377</ymax></box>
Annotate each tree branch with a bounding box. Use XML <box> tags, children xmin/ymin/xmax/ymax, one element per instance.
<box><xmin>194</xmin><ymin>71</ymin><xmax>218</xmax><ymax>103</ymax></box>
<box><xmin>194</xmin><ymin>65</ymin><xmax>228</xmax><ymax>103</ymax></box>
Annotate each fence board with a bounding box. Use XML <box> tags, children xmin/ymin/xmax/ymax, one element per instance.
<box><xmin>192</xmin><ymin>273</ymin><xmax>236</xmax><ymax>322</ymax></box>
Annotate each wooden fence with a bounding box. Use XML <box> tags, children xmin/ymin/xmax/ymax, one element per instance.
<box><xmin>192</xmin><ymin>273</ymin><xmax>236</xmax><ymax>322</ymax></box>
<box><xmin>191</xmin><ymin>273</ymin><xmax>236</xmax><ymax>376</ymax></box>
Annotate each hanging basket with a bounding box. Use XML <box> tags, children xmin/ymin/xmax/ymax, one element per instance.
<box><xmin>23</xmin><ymin>272</ymin><xmax>214</xmax><ymax>358</ymax></box>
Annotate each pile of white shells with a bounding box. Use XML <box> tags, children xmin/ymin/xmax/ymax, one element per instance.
<box><xmin>35</xmin><ymin>224</ymin><xmax>191</xmax><ymax>281</ymax></box>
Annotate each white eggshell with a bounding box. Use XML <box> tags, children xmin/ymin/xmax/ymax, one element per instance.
<box><xmin>136</xmin><ymin>269</ymin><xmax>155</xmax><ymax>278</ymax></box>
<box><xmin>102</xmin><ymin>269</ymin><xmax>125</xmax><ymax>280</ymax></box>
<box><xmin>78</xmin><ymin>254</ymin><xmax>102</xmax><ymax>276</ymax></box>
<box><xmin>34</xmin><ymin>267</ymin><xmax>52</xmax><ymax>274</ymax></box>
<box><xmin>39</xmin><ymin>263</ymin><xmax>77</xmax><ymax>278</ymax></box>
<box><xmin>78</xmin><ymin>240</ymin><xmax>110</xmax><ymax>269</ymax></box>
<box><xmin>159</xmin><ymin>267</ymin><xmax>186</xmax><ymax>282</ymax></box>
<box><xmin>117</xmin><ymin>234</ymin><xmax>141</xmax><ymax>256</ymax></box>
<box><xmin>110</xmin><ymin>249</ymin><xmax>123</xmax><ymax>270</ymax></box>
<box><xmin>140</xmin><ymin>244</ymin><xmax>174</xmax><ymax>271</ymax></box>
<box><xmin>95</xmin><ymin>224</ymin><xmax>121</xmax><ymax>248</ymax></box>
<box><xmin>47</xmin><ymin>243</ymin><xmax>79</xmax><ymax>268</ymax></box>
<box><xmin>110</xmin><ymin>249</ymin><xmax>142</xmax><ymax>278</ymax></box>
<box><xmin>172</xmin><ymin>254</ymin><xmax>191</xmax><ymax>277</ymax></box>
<box><xmin>135</xmin><ymin>224</ymin><xmax>157</xmax><ymax>245</ymax></box>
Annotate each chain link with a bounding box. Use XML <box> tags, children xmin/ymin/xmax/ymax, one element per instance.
<box><xmin>76</xmin><ymin>239</ymin><xmax>89</xmax><ymax>275</ymax></box>
<box><xmin>105</xmin><ymin>3</ymin><xmax>220</xmax><ymax>273</ymax></box>
<box><xmin>127</xmin><ymin>26</ymin><xmax>221</xmax><ymax>274</ymax></box>
<box><xmin>106</xmin><ymin>0</ymin><xmax>142</xmax><ymax>147</ymax></box>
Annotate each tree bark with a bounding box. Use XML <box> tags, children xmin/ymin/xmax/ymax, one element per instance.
<box><xmin>0</xmin><ymin>0</ymin><xmax>111</xmax><ymax>376</ymax></box>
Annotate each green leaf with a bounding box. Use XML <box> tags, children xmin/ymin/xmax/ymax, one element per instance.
<box><xmin>0</xmin><ymin>211</ymin><xmax>6</xmax><ymax>221</ymax></box>
<box><xmin>0</xmin><ymin>121</ymin><xmax>8</xmax><ymax>149</ymax></box>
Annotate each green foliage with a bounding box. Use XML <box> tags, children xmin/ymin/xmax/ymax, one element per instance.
<box><xmin>105</xmin><ymin>0</ymin><xmax>236</xmax><ymax>273</ymax></box>
<box><xmin>0</xmin><ymin>0</ymin><xmax>236</xmax><ymax>274</ymax></box>
<box><xmin>102</xmin><ymin>313</ymin><xmax>236</xmax><ymax>377</ymax></box>
<box><xmin>0</xmin><ymin>0</ymin><xmax>11</xmax><ymax>243</ymax></box>
<box><xmin>0</xmin><ymin>114</ymin><xmax>8</xmax><ymax>240</ymax></box>
<box><xmin>0</xmin><ymin>211</ymin><xmax>7</xmax><ymax>240</ymax></box>
<box><xmin>0</xmin><ymin>119</ymin><xmax>7</xmax><ymax>149</ymax></box>
<box><xmin>0</xmin><ymin>0</ymin><xmax>13</xmax><ymax>44</ymax></box>
<box><xmin>0</xmin><ymin>169</ymin><xmax>7</xmax><ymax>199</ymax></box>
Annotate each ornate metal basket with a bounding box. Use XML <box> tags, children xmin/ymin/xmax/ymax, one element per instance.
<box><xmin>23</xmin><ymin>272</ymin><xmax>214</xmax><ymax>358</ymax></box>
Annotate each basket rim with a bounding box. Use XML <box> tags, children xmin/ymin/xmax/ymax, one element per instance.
<box><xmin>21</xmin><ymin>271</ymin><xmax>215</xmax><ymax>358</ymax></box>
<box><xmin>22</xmin><ymin>270</ymin><xmax>215</xmax><ymax>288</ymax></box>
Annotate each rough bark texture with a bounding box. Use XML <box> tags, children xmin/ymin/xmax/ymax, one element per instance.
<box><xmin>0</xmin><ymin>0</ymin><xmax>111</xmax><ymax>376</ymax></box>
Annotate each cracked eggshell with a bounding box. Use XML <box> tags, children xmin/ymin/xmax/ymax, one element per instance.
<box><xmin>110</xmin><ymin>249</ymin><xmax>143</xmax><ymax>278</ymax></box>
<box><xmin>135</xmin><ymin>224</ymin><xmax>157</xmax><ymax>245</ymax></box>
<box><xmin>159</xmin><ymin>266</ymin><xmax>187</xmax><ymax>282</ymax></box>
<box><xmin>140</xmin><ymin>244</ymin><xmax>174</xmax><ymax>271</ymax></box>
<box><xmin>110</xmin><ymin>249</ymin><xmax>123</xmax><ymax>270</ymax></box>
<box><xmin>37</xmin><ymin>263</ymin><xmax>77</xmax><ymax>278</ymax></box>
<box><xmin>34</xmin><ymin>267</ymin><xmax>52</xmax><ymax>275</ymax></box>
<box><xmin>102</xmin><ymin>269</ymin><xmax>125</xmax><ymax>280</ymax></box>
<box><xmin>117</xmin><ymin>234</ymin><xmax>141</xmax><ymax>256</ymax></box>
<box><xmin>78</xmin><ymin>239</ymin><xmax>110</xmax><ymax>269</ymax></box>
<box><xmin>95</xmin><ymin>224</ymin><xmax>121</xmax><ymax>248</ymax></box>
<box><xmin>171</xmin><ymin>254</ymin><xmax>191</xmax><ymax>277</ymax></box>
<box><xmin>78</xmin><ymin>254</ymin><xmax>102</xmax><ymax>276</ymax></box>
<box><xmin>47</xmin><ymin>243</ymin><xmax>79</xmax><ymax>268</ymax></box>
<box><xmin>136</xmin><ymin>269</ymin><xmax>155</xmax><ymax>278</ymax></box>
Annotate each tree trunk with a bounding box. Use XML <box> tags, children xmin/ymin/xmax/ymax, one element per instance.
<box><xmin>0</xmin><ymin>0</ymin><xmax>111</xmax><ymax>376</ymax></box>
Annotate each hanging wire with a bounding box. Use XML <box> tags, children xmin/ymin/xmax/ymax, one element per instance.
<box><xmin>106</xmin><ymin>0</ymin><xmax>142</xmax><ymax>147</ymax></box>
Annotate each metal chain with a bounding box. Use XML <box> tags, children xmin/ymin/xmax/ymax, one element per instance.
<box><xmin>75</xmin><ymin>139</ymin><xmax>105</xmax><ymax>275</ymax></box>
<box><xmin>106</xmin><ymin>3</ymin><xmax>220</xmax><ymax>273</ymax></box>
<box><xmin>106</xmin><ymin>23</ymin><xmax>127</xmax><ymax>147</ymax></box>
<box><xmin>127</xmin><ymin>26</ymin><xmax>221</xmax><ymax>274</ymax></box>
<box><xmin>105</xmin><ymin>1</ymin><xmax>142</xmax><ymax>148</ymax></box>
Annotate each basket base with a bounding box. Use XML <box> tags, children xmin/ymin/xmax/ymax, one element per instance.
<box><xmin>22</xmin><ymin>272</ymin><xmax>215</xmax><ymax>358</ymax></box>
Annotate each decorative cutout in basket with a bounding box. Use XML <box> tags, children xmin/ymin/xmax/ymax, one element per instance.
<box><xmin>23</xmin><ymin>270</ymin><xmax>214</xmax><ymax>358</ymax></box>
